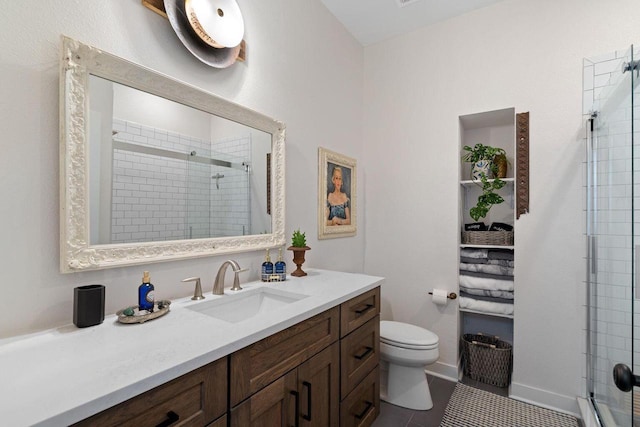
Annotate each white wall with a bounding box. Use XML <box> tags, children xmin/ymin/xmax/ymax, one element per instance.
<box><xmin>0</xmin><ymin>0</ymin><xmax>364</xmax><ymax>338</ymax></box>
<box><xmin>362</xmin><ymin>0</ymin><xmax>640</xmax><ymax>414</ymax></box>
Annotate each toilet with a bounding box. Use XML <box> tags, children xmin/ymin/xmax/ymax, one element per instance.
<box><xmin>379</xmin><ymin>320</ymin><xmax>439</xmax><ymax>410</ymax></box>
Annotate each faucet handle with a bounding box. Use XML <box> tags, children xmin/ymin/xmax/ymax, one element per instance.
<box><xmin>182</xmin><ymin>277</ymin><xmax>205</xmax><ymax>300</ymax></box>
<box><xmin>229</xmin><ymin>268</ymin><xmax>248</xmax><ymax>292</ymax></box>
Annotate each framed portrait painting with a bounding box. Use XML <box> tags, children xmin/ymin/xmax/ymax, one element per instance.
<box><xmin>318</xmin><ymin>147</ymin><xmax>356</xmax><ymax>239</ymax></box>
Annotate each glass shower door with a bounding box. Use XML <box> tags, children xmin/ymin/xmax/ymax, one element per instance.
<box><xmin>186</xmin><ymin>149</ymin><xmax>212</xmax><ymax>240</ymax></box>
<box><xmin>587</xmin><ymin>45</ymin><xmax>639</xmax><ymax>426</ymax></box>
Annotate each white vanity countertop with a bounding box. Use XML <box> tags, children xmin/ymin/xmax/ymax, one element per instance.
<box><xmin>0</xmin><ymin>269</ymin><xmax>383</xmax><ymax>427</ymax></box>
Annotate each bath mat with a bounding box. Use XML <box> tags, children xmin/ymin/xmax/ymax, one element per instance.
<box><xmin>440</xmin><ymin>383</ymin><xmax>580</xmax><ymax>427</ymax></box>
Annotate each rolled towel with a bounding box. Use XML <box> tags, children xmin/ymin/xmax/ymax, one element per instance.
<box><xmin>488</xmin><ymin>249</ymin><xmax>514</xmax><ymax>261</ymax></box>
<box><xmin>460</xmin><ymin>248</ymin><xmax>489</xmax><ymax>259</ymax></box>
<box><xmin>460</xmin><ymin>262</ymin><xmax>514</xmax><ymax>277</ymax></box>
<box><xmin>460</xmin><ymin>270</ymin><xmax>514</xmax><ymax>281</ymax></box>
<box><xmin>459</xmin><ymin>291</ymin><xmax>513</xmax><ymax>305</ymax></box>
<box><xmin>460</xmin><ymin>286</ymin><xmax>514</xmax><ymax>300</ymax></box>
<box><xmin>459</xmin><ymin>274</ymin><xmax>513</xmax><ymax>291</ymax></box>
<box><xmin>459</xmin><ymin>296</ymin><xmax>514</xmax><ymax>316</ymax></box>
<box><xmin>461</xmin><ymin>256</ymin><xmax>488</xmax><ymax>264</ymax></box>
<box><xmin>488</xmin><ymin>259</ymin><xmax>515</xmax><ymax>268</ymax></box>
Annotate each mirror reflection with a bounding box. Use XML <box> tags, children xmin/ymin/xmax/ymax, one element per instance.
<box><xmin>88</xmin><ymin>76</ymin><xmax>272</xmax><ymax>245</ymax></box>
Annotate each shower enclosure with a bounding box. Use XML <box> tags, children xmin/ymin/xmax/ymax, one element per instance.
<box><xmin>585</xmin><ymin>45</ymin><xmax>640</xmax><ymax>426</ymax></box>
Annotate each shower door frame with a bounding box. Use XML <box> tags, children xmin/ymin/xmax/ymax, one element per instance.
<box><xmin>586</xmin><ymin>44</ymin><xmax>638</xmax><ymax>427</ymax></box>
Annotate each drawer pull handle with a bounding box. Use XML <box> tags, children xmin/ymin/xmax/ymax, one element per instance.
<box><xmin>355</xmin><ymin>401</ymin><xmax>373</xmax><ymax>419</ymax></box>
<box><xmin>354</xmin><ymin>346</ymin><xmax>373</xmax><ymax>360</ymax></box>
<box><xmin>302</xmin><ymin>381</ymin><xmax>312</xmax><ymax>421</ymax></box>
<box><xmin>156</xmin><ymin>411</ymin><xmax>179</xmax><ymax>427</ymax></box>
<box><xmin>290</xmin><ymin>390</ymin><xmax>300</xmax><ymax>427</ymax></box>
<box><xmin>354</xmin><ymin>303</ymin><xmax>374</xmax><ymax>315</ymax></box>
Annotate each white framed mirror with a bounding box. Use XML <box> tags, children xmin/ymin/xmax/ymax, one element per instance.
<box><xmin>59</xmin><ymin>36</ymin><xmax>285</xmax><ymax>273</ymax></box>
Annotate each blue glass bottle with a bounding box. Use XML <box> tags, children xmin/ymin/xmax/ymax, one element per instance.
<box><xmin>275</xmin><ymin>248</ymin><xmax>286</xmax><ymax>281</ymax></box>
<box><xmin>262</xmin><ymin>249</ymin><xmax>274</xmax><ymax>282</ymax></box>
<box><xmin>138</xmin><ymin>271</ymin><xmax>155</xmax><ymax>312</ymax></box>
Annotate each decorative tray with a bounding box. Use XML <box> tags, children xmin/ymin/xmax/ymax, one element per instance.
<box><xmin>116</xmin><ymin>300</ymin><xmax>171</xmax><ymax>324</ymax></box>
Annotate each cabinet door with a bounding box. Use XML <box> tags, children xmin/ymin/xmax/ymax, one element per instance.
<box><xmin>231</xmin><ymin>370</ymin><xmax>297</xmax><ymax>427</ymax></box>
<box><xmin>297</xmin><ymin>342</ymin><xmax>340</xmax><ymax>427</ymax></box>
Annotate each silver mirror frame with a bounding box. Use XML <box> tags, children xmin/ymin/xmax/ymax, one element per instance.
<box><xmin>59</xmin><ymin>36</ymin><xmax>285</xmax><ymax>273</ymax></box>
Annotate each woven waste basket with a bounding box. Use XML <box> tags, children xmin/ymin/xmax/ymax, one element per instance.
<box><xmin>462</xmin><ymin>333</ymin><xmax>512</xmax><ymax>388</ymax></box>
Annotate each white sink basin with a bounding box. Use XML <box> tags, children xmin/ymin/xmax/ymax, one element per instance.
<box><xmin>187</xmin><ymin>287</ymin><xmax>309</xmax><ymax>323</ymax></box>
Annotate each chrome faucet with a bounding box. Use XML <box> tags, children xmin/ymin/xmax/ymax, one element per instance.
<box><xmin>213</xmin><ymin>260</ymin><xmax>244</xmax><ymax>294</ymax></box>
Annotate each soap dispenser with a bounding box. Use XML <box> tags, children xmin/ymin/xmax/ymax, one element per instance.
<box><xmin>261</xmin><ymin>249</ymin><xmax>274</xmax><ymax>282</ymax></box>
<box><xmin>275</xmin><ymin>247</ymin><xmax>286</xmax><ymax>281</ymax></box>
<box><xmin>138</xmin><ymin>271</ymin><xmax>155</xmax><ymax>312</ymax></box>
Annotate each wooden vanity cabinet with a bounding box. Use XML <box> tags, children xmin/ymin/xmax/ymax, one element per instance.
<box><xmin>339</xmin><ymin>288</ymin><xmax>381</xmax><ymax>426</ymax></box>
<box><xmin>73</xmin><ymin>358</ymin><xmax>227</xmax><ymax>427</ymax></box>
<box><xmin>74</xmin><ymin>286</ymin><xmax>381</xmax><ymax>427</ymax></box>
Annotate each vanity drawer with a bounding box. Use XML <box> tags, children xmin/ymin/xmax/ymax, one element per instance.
<box><xmin>340</xmin><ymin>287</ymin><xmax>380</xmax><ymax>337</ymax></box>
<box><xmin>73</xmin><ymin>358</ymin><xmax>227</xmax><ymax>427</ymax></box>
<box><xmin>340</xmin><ymin>365</ymin><xmax>380</xmax><ymax>427</ymax></box>
<box><xmin>341</xmin><ymin>315</ymin><xmax>380</xmax><ymax>399</ymax></box>
<box><xmin>230</xmin><ymin>306</ymin><xmax>340</xmax><ymax>406</ymax></box>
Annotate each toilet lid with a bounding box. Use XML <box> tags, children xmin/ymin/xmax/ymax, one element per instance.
<box><xmin>380</xmin><ymin>321</ymin><xmax>439</xmax><ymax>349</ymax></box>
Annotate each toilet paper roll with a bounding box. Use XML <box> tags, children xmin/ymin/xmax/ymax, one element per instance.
<box><xmin>432</xmin><ymin>289</ymin><xmax>448</xmax><ymax>306</ymax></box>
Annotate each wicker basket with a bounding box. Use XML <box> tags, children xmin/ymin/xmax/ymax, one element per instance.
<box><xmin>462</xmin><ymin>333</ymin><xmax>512</xmax><ymax>388</ymax></box>
<box><xmin>461</xmin><ymin>230</ymin><xmax>513</xmax><ymax>246</ymax></box>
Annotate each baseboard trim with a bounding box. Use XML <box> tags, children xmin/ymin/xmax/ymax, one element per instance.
<box><xmin>425</xmin><ymin>360</ymin><xmax>458</xmax><ymax>382</ymax></box>
<box><xmin>510</xmin><ymin>381</ymin><xmax>580</xmax><ymax>417</ymax></box>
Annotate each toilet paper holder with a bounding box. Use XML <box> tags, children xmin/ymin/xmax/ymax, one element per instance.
<box><xmin>428</xmin><ymin>291</ymin><xmax>457</xmax><ymax>300</ymax></box>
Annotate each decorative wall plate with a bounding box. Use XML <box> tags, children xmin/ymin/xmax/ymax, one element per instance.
<box><xmin>185</xmin><ymin>0</ymin><xmax>244</xmax><ymax>48</ymax></box>
<box><xmin>164</xmin><ymin>0</ymin><xmax>241</xmax><ymax>68</ymax></box>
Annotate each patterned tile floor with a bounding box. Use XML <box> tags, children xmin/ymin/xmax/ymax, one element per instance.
<box><xmin>372</xmin><ymin>375</ymin><xmax>557</xmax><ymax>427</ymax></box>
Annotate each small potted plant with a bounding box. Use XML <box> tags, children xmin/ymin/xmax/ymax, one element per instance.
<box><xmin>287</xmin><ymin>229</ymin><xmax>310</xmax><ymax>277</ymax></box>
<box><xmin>461</xmin><ymin>143</ymin><xmax>507</xmax><ymax>221</ymax></box>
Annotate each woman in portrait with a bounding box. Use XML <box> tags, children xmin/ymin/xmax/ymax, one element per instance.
<box><xmin>326</xmin><ymin>165</ymin><xmax>351</xmax><ymax>226</ymax></box>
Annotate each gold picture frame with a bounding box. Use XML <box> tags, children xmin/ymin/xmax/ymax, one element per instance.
<box><xmin>318</xmin><ymin>147</ymin><xmax>357</xmax><ymax>239</ymax></box>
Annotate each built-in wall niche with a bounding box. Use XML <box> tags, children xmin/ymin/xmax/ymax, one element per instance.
<box><xmin>458</xmin><ymin>107</ymin><xmax>523</xmax><ymax>391</ymax></box>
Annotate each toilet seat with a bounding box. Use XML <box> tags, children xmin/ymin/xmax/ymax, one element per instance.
<box><xmin>380</xmin><ymin>321</ymin><xmax>439</xmax><ymax>350</ymax></box>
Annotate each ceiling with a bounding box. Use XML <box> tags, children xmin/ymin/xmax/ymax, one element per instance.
<box><xmin>320</xmin><ymin>0</ymin><xmax>507</xmax><ymax>46</ymax></box>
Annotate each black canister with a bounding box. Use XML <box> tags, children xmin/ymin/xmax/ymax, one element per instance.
<box><xmin>73</xmin><ymin>284</ymin><xmax>105</xmax><ymax>328</ymax></box>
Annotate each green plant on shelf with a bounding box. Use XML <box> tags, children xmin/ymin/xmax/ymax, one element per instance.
<box><xmin>462</xmin><ymin>143</ymin><xmax>507</xmax><ymax>221</ymax></box>
<box><xmin>461</xmin><ymin>143</ymin><xmax>506</xmax><ymax>165</ymax></box>
<box><xmin>469</xmin><ymin>174</ymin><xmax>506</xmax><ymax>221</ymax></box>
